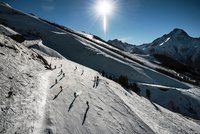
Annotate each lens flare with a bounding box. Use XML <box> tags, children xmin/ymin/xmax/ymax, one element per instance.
<box><xmin>96</xmin><ymin>0</ymin><xmax>113</xmax><ymax>16</ymax></box>
<box><xmin>94</xmin><ymin>0</ymin><xmax>115</xmax><ymax>33</ymax></box>
<box><xmin>103</xmin><ymin>15</ymin><xmax>107</xmax><ymax>33</ymax></box>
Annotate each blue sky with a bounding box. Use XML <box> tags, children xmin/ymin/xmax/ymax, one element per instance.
<box><xmin>2</xmin><ymin>0</ymin><xmax>200</xmax><ymax>45</ymax></box>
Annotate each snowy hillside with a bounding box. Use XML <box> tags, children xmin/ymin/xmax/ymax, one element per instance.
<box><xmin>139</xmin><ymin>28</ymin><xmax>200</xmax><ymax>73</ymax></box>
<box><xmin>1</xmin><ymin>2</ymin><xmax>200</xmax><ymax>120</ymax></box>
<box><xmin>0</xmin><ymin>3</ymin><xmax>191</xmax><ymax>88</ymax></box>
<box><xmin>1</xmin><ymin>3</ymin><xmax>200</xmax><ymax>134</ymax></box>
<box><xmin>1</xmin><ymin>24</ymin><xmax>200</xmax><ymax>134</ymax></box>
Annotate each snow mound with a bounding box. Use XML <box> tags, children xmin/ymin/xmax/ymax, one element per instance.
<box><xmin>27</xmin><ymin>40</ymin><xmax>63</xmax><ymax>58</ymax></box>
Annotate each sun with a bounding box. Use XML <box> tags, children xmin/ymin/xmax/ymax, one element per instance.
<box><xmin>94</xmin><ymin>0</ymin><xmax>115</xmax><ymax>33</ymax></box>
<box><xmin>96</xmin><ymin>0</ymin><xmax>113</xmax><ymax>16</ymax></box>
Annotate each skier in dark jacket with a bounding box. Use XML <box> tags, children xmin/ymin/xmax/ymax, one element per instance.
<box><xmin>93</xmin><ymin>76</ymin><xmax>97</xmax><ymax>88</ymax></box>
<box><xmin>96</xmin><ymin>76</ymin><xmax>99</xmax><ymax>82</ymax></box>
<box><xmin>61</xmin><ymin>69</ymin><xmax>63</xmax><ymax>74</ymax></box>
<box><xmin>96</xmin><ymin>76</ymin><xmax>99</xmax><ymax>87</ymax></box>
<box><xmin>74</xmin><ymin>92</ymin><xmax>77</xmax><ymax>98</ymax></box>
<box><xmin>55</xmin><ymin>79</ymin><xmax>58</xmax><ymax>84</ymax></box>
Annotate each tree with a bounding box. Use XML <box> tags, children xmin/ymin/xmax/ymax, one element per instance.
<box><xmin>146</xmin><ymin>89</ymin><xmax>151</xmax><ymax>99</ymax></box>
<box><xmin>118</xmin><ymin>75</ymin><xmax>129</xmax><ymax>88</ymax></box>
<box><xmin>101</xmin><ymin>70</ymin><xmax>105</xmax><ymax>77</ymax></box>
<box><xmin>130</xmin><ymin>83</ymin><xmax>141</xmax><ymax>95</ymax></box>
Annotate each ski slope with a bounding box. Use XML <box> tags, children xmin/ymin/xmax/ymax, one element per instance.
<box><xmin>1</xmin><ymin>2</ymin><xmax>200</xmax><ymax>120</ymax></box>
<box><xmin>0</xmin><ymin>3</ymin><xmax>190</xmax><ymax>88</ymax></box>
<box><xmin>1</xmin><ymin>32</ymin><xmax>200</xmax><ymax>134</ymax></box>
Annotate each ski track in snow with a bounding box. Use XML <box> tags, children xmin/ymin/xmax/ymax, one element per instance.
<box><xmin>33</xmin><ymin>72</ymin><xmax>51</xmax><ymax>134</ymax></box>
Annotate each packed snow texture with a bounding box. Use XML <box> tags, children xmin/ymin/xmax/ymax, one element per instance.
<box><xmin>1</xmin><ymin>32</ymin><xmax>200</xmax><ymax>134</ymax></box>
<box><xmin>1</xmin><ymin>3</ymin><xmax>200</xmax><ymax>121</ymax></box>
<box><xmin>1</xmin><ymin>3</ymin><xmax>200</xmax><ymax>134</ymax></box>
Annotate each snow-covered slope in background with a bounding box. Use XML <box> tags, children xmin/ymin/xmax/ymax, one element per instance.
<box><xmin>1</xmin><ymin>26</ymin><xmax>200</xmax><ymax>134</ymax></box>
<box><xmin>0</xmin><ymin>24</ymin><xmax>17</xmax><ymax>36</ymax></box>
<box><xmin>108</xmin><ymin>39</ymin><xmax>144</xmax><ymax>54</ymax></box>
<box><xmin>0</xmin><ymin>3</ymin><xmax>189</xmax><ymax>88</ymax></box>
<box><xmin>139</xmin><ymin>28</ymin><xmax>200</xmax><ymax>72</ymax></box>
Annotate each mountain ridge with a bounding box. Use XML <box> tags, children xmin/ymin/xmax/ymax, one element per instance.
<box><xmin>109</xmin><ymin>28</ymin><xmax>200</xmax><ymax>74</ymax></box>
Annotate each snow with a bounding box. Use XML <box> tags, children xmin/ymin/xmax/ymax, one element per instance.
<box><xmin>1</xmin><ymin>26</ymin><xmax>200</xmax><ymax>134</ymax></box>
<box><xmin>1</xmin><ymin>4</ymin><xmax>200</xmax><ymax>134</ymax></box>
<box><xmin>27</xmin><ymin>40</ymin><xmax>63</xmax><ymax>58</ymax></box>
<box><xmin>108</xmin><ymin>39</ymin><xmax>144</xmax><ymax>54</ymax></box>
<box><xmin>1</xmin><ymin>4</ymin><xmax>200</xmax><ymax>120</ymax></box>
<box><xmin>159</xmin><ymin>37</ymin><xmax>170</xmax><ymax>46</ymax></box>
<box><xmin>141</xmin><ymin>29</ymin><xmax>200</xmax><ymax>70</ymax></box>
<box><xmin>0</xmin><ymin>24</ymin><xmax>18</xmax><ymax>36</ymax></box>
<box><xmin>76</xmin><ymin>31</ymin><xmax>94</xmax><ymax>40</ymax></box>
<box><xmin>0</xmin><ymin>2</ymin><xmax>11</xmax><ymax>8</ymax></box>
<box><xmin>0</xmin><ymin>33</ymin><xmax>48</xmax><ymax>133</ymax></box>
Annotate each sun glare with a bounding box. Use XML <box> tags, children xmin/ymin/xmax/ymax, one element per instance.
<box><xmin>96</xmin><ymin>0</ymin><xmax>113</xmax><ymax>16</ymax></box>
<box><xmin>94</xmin><ymin>0</ymin><xmax>115</xmax><ymax>34</ymax></box>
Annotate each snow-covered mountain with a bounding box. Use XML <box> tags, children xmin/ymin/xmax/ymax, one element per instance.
<box><xmin>108</xmin><ymin>39</ymin><xmax>144</xmax><ymax>54</ymax></box>
<box><xmin>139</xmin><ymin>28</ymin><xmax>200</xmax><ymax>73</ymax></box>
<box><xmin>1</xmin><ymin>2</ymin><xmax>200</xmax><ymax>134</ymax></box>
<box><xmin>1</xmin><ymin>16</ymin><xmax>200</xmax><ymax>134</ymax></box>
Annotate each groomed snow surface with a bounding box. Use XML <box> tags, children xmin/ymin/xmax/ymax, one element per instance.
<box><xmin>0</xmin><ymin>3</ymin><xmax>200</xmax><ymax>134</ymax></box>
<box><xmin>0</xmin><ymin>31</ymin><xmax>200</xmax><ymax>134</ymax></box>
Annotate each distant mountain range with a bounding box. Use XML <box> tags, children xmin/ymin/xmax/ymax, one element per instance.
<box><xmin>109</xmin><ymin>28</ymin><xmax>200</xmax><ymax>73</ymax></box>
<box><xmin>107</xmin><ymin>39</ymin><xmax>144</xmax><ymax>54</ymax></box>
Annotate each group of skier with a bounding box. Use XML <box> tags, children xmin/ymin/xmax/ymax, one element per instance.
<box><xmin>54</xmin><ymin>65</ymin><xmax>66</xmax><ymax>85</ymax></box>
<box><xmin>49</xmin><ymin>61</ymin><xmax>97</xmax><ymax>124</ymax></box>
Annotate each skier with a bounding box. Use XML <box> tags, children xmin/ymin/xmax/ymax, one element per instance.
<box><xmin>93</xmin><ymin>76</ymin><xmax>97</xmax><ymax>88</ymax></box>
<box><xmin>60</xmin><ymin>86</ymin><xmax>63</xmax><ymax>91</ymax></box>
<box><xmin>6</xmin><ymin>91</ymin><xmax>13</xmax><ymax>98</ymax></box>
<box><xmin>54</xmin><ymin>65</ymin><xmax>56</xmax><ymax>70</ymax></box>
<box><xmin>60</xmin><ymin>69</ymin><xmax>63</xmax><ymax>74</ymax></box>
<box><xmin>49</xmin><ymin>63</ymin><xmax>52</xmax><ymax>69</ymax></box>
<box><xmin>74</xmin><ymin>92</ymin><xmax>77</xmax><ymax>98</ymax></box>
<box><xmin>95</xmin><ymin>76</ymin><xmax>99</xmax><ymax>87</ymax></box>
<box><xmin>63</xmin><ymin>73</ymin><xmax>65</xmax><ymax>77</ymax></box>
<box><xmin>81</xmin><ymin>70</ymin><xmax>84</xmax><ymax>75</ymax></box>
<box><xmin>96</xmin><ymin>76</ymin><xmax>99</xmax><ymax>87</ymax></box>
<box><xmin>55</xmin><ymin>79</ymin><xmax>58</xmax><ymax>84</ymax></box>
